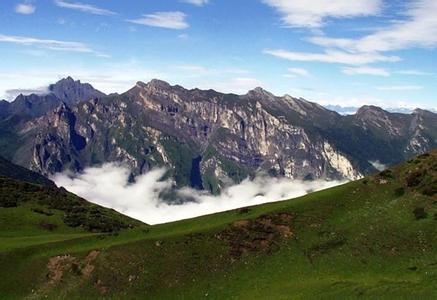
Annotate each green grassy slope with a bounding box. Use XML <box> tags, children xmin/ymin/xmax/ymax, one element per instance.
<box><xmin>0</xmin><ymin>151</ymin><xmax>436</xmax><ymax>299</ymax></box>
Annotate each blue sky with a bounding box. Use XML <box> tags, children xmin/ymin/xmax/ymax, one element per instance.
<box><xmin>0</xmin><ymin>0</ymin><xmax>436</xmax><ymax>109</ymax></box>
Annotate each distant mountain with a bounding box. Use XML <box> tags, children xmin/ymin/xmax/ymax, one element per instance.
<box><xmin>324</xmin><ymin>104</ymin><xmax>437</xmax><ymax>115</ymax></box>
<box><xmin>323</xmin><ymin>105</ymin><xmax>358</xmax><ymax>115</ymax></box>
<box><xmin>6</xmin><ymin>93</ymin><xmax>63</xmax><ymax>118</ymax></box>
<box><xmin>0</xmin><ymin>77</ymin><xmax>105</xmax><ymax>120</ymax></box>
<box><xmin>0</xmin><ymin>78</ymin><xmax>435</xmax><ymax>193</ymax></box>
<box><xmin>48</xmin><ymin>76</ymin><xmax>105</xmax><ymax>105</ymax></box>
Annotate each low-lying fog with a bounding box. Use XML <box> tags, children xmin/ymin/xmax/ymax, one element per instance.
<box><xmin>52</xmin><ymin>164</ymin><xmax>345</xmax><ymax>225</ymax></box>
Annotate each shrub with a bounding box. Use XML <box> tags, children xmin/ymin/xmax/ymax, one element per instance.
<box><xmin>31</xmin><ymin>207</ymin><xmax>54</xmax><ymax>216</ymax></box>
<box><xmin>421</xmin><ymin>181</ymin><xmax>437</xmax><ymax>196</ymax></box>
<box><xmin>0</xmin><ymin>195</ymin><xmax>17</xmax><ymax>208</ymax></box>
<box><xmin>238</xmin><ymin>207</ymin><xmax>250</xmax><ymax>214</ymax></box>
<box><xmin>39</xmin><ymin>221</ymin><xmax>58</xmax><ymax>231</ymax></box>
<box><xmin>394</xmin><ymin>187</ymin><xmax>405</xmax><ymax>197</ymax></box>
<box><xmin>413</xmin><ymin>207</ymin><xmax>427</xmax><ymax>220</ymax></box>
<box><xmin>379</xmin><ymin>169</ymin><xmax>394</xmax><ymax>179</ymax></box>
<box><xmin>406</xmin><ymin>171</ymin><xmax>425</xmax><ymax>187</ymax></box>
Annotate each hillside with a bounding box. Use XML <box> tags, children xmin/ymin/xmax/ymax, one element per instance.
<box><xmin>0</xmin><ymin>156</ymin><xmax>143</xmax><ymax>247</ymax></box>
<box><xmin>0</xmin><ymin>155</ymin><xmax>55</xmax><ymax>187</ymax></box>
<box><xmin>0</xmin><ymin>151</ymin><xmax>436</xmax><ymax>298</ymax></box>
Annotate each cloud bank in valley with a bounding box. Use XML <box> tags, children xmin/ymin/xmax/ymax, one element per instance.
<box><xmin>52</xmin><ymin>164</ymin><xmax>345</xmax><ymax>225</ymax></box>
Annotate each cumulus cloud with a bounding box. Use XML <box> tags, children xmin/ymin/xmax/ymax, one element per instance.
<box><xmin>15</xmin><ymin>2</ymin><xmax>36</xmax><ymax>14</ymax></box>
<box><xmin>263</xmin><ymin>0</ymin><xmax>382</xmax><ymax>28</ymax></box>
<box><xmin>52</xmin><ymin>164</ymin><xmax>344</xmax><ymax>225</ymax></box>
<box><xmin>127</xmin><ymin>12</ymin><xmax>189</xmax><ymax>30</ymax></box>
<box><xmin>54</xmin><ymin>0</ymin><xmax>116</xmax><ymax>16</ymax></box>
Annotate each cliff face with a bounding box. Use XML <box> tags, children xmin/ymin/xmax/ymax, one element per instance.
<box><xmin>2</xmin><ymin>79</ymin><xmax>436</xmax><ymax>193</ymax></box>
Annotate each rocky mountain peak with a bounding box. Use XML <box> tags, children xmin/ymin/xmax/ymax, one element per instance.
<box><xmin>356</xmin><ymin>105</ymin><xmax>389</xmax><ymax>119</ymax></box>
<box><xmin>48</xmin><ymin>76</ymin><xmax>105</xmax><ymax>105</ymax></box>
<box><xmin>135</xmin><ymin>81</ymin><xmax>147</xmax><ymax>88</ymax></box>
<box><xmin>146</xmin><ymin>79</ymin><xmax>172</xmax><ymax>90</ymax></box>
<box><xmin>50</xmin><ymin>76</ymin><xmax>79</xmax><ymax>89</ymax></box>
<box><xmin>246</xmin><ymin>87</ymin><xmax>275</xmax><ymax>99</ymax></box>
<box><xmin>357</xmin><ymin>105</ymin><xmax>386</xmax><ymax>113</ymax></box>
<box><xmin>412</xmin><ymin>108</ymin><xmax>429</xmax><ymax>115</ymax></box>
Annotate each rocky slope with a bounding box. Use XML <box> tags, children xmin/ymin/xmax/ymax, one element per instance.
<box><xmin>1</xmin><ymin>78</ymin><xmax>436</xmax><ymax>193</ymax></box>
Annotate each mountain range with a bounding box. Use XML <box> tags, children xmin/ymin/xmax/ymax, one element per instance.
<box><xmin>0</xmin><ymin>77</ymin><xmax>436</xmax><ymax>193</ymax></box>
<box><xmin>324</xmin><ymin>104</ymin><xmax>437</xmax><ymax>115</ymax></box>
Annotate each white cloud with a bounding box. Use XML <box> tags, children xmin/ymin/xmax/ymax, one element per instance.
<box><xmin>0</xmin><ymin>33</ymin><xmax>107</xmax><ymax>57</ymax></box>
<box><xmin>54</xmin><ymin>0</ymin><xmax>116</xmax><ymax>16</ymax></box>
<box><xmin>52</xmin><ymin>164</ymin><xmax>344</xmax><ymax>225</ymax></box>
<box><xmin>397</xmin><ymin>70</ymin><xmax>434</xmax><ymax>76</ymax></box>
<box><xmin>4</xmin><ymin>87</ymin><xmax>49</xmax><ymax>101</ymax></box>
<box><xmin>309</xmin><ymin>0</ymin><xmax>437</xmax><ymax>53</ymax></box>
<box><xmin>263</xmin><ymin>0</ymin><xmax>382</xmax><ymax>28</ymax></box>
<box><xmin>342</xmin><ymin>66</ymin><xmax>390</xmax><ymax>77</ymax></box>
<box><xmin>369</xmin><ymin>160</ymin><xmax>386</xmax><ymax>171</ymax></box>
<box><xmin>181</xmin><ymin>0</ymin><xmax>209</xmax><ymax>6</ymax></box>
<box><xmin>15</xmin><ymin>3</ymin><xmax>36</xmax><ymax>14</ymax></box>
<box><xmin>286</xmin><ymin>67</ymin><xmax>311</xmax><ymax>77</ymax></box>
<box><xmin>127</xmin><ymin>12</ymin><xmax>189</xmax><ymax>30</ymax></box>
<box><xmin>264</xmin><ymin>49</ymin><xmax>400</xmax><ymax>65</ymax></box>
<box><xmin>308</xmin><ymin>92</ymin><xmax>433</xmax><ymax>111</ymax></box>
<box><xmin>376</xmin><ymin>85</ymin><xmax>423</xmax><ymax>91</ymax></box>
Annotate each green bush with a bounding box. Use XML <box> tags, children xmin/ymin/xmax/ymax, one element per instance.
<box><xmin>394</xmin><ymin>187</ymin><xmax>405</xmax><ymax>197</ymax></box>
<box><xmin>413</xmin><ymin>207</ymin><xmax>427</xmax><ymax>220</ymax></box>
<box><xmin>406</xmin><ymin>171</ymin><xmax>425</xmax><ymax>187</ymax></box>
<box><xmin>379</xmin><ymin>169</ymin><xmax>394</xmax><ymax>179</ymax></box>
